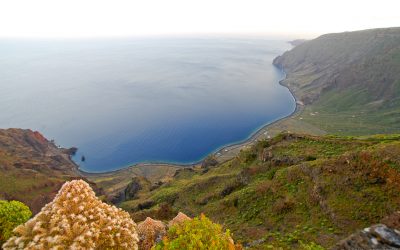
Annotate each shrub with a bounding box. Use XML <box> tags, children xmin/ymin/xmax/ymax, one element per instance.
<box><xmin>0</xmin><ymin>200</ymin><xmax>32</xmax><ymax>246</ymax></box>
<box><xmin>156</xmin><ymin>214</ymin><xmax>239</xmax><ymax>250</ymax></box>
<box><xmin>3</xmin><ymin>180</ymin><xmax>139</xmax><ymax>249</ymax></box>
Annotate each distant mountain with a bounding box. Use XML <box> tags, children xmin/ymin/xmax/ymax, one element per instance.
<box><xmin>288</xmin><ymin>39</ymin><xmax>308</xmax><ymax>47</ymax></box>
<box><xmin>0</xmin><ymin>129</ymin><xmax>100</xmax><ymax>213</ymax></box>
<box><xmin>274</xmin><ymin>27</ymin><xmax>400</xmax><ymax>135</ymax></box>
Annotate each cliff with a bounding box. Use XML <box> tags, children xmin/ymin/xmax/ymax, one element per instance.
<box><xmin>0</xmin><ymin>128</ymin><xmax>99</xmax><ymax>213</ymax></box>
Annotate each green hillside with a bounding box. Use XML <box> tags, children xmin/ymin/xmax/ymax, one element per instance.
<box><xmin>117</xmin><ymin>132</ymin><xmax>400</xmax><ymax>249</ymax></box>
<box><xmin>273</xmin><ymin>27</ymin><xmax>400</xmax><ymax>135</ymax></box>
<box><xmin>3</xmin><ymin>27</ymin><xmax>400</xmax><ymax>249</ymax></box>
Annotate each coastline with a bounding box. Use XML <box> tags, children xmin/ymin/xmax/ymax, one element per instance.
<box><xmin>82</xmin><ymin>65</ymin><xmax>303</xmax><ymax>177</ymax></box>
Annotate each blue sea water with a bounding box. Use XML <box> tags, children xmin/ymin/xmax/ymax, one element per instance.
<box><xmin>0</xmin><ymin>37</ymin><xmax>295</xmax><ymax>172</ymax></box>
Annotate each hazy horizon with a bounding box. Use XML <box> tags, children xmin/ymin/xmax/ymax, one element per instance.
<box><xmin>0</xmin><ymin>0</ymin><xmax>399</xmax><ymax>39</ymax></box>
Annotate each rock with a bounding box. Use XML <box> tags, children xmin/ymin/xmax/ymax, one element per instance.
<box><xmin>125</xmin><ymin>177</ymin><xmax>143</xmax><ymax>200</ymax></box>
<box><xmin>261</xmin><ymin>148</ymin><xmax>273</xmax><ymax>162</ymax></box>
<box><xmin>168</xmin><ymin>212</ymin><xmax>191</xmax><ymax>228</ymax></box>
<box><xmin>370</xmin><ymin>224</ymin><xmax>400</xmax><ymax>247</ymax></box>
<box><xmin>138</xmin><ymin>200</ymin><xmax>155</xmax><ymax>210</ymax></box>
<box><xmin>137</xmin><ymin>217</ymin><xmax>166</xmax><ymax>250</ymax></box>
<box><xmin>335</xmin><ymin>224</ymin><xmax>400</xmax><ymax>249</ymax></box>
<box><xmin>66</xmin><ymin>147</ymin><xmax>78</xmax><ymax>156</ymax></box>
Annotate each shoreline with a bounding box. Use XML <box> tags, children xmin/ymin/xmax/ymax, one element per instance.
<box><xmin>81</xmin><ymin>65</ymin><xmax>302</xmax><ymax>176</ymax></box>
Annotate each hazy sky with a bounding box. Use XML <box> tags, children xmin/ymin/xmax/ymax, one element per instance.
<box><xmin>0</xmin><ymin>0</ymin><xmax>399</xmax><ymax>39</ymax></box>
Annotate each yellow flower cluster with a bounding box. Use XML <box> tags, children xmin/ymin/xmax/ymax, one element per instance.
<box><xmin>3</xmin><ymin>180</ymin><xmax>139</xmax><ymax>249</ymax></box>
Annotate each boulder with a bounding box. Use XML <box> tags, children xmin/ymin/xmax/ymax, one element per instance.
<box><xmin>335</xmin><ymin>224</ymin><xmax>400</xmax><ymax>249</ymax></box>
<box><xmin>137</xmin><ymin>217</ymin><xmax>166</xmax><ymax>250</ymax></box>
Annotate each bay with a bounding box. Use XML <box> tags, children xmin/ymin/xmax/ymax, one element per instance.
<box><xmin>0</xmin><ymin>37</ymin><xmax>295</xmax><ymax>172</ymax></box>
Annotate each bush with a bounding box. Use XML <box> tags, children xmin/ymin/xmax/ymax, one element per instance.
<box><xmin>2</xmin><ymin>180</ymin><xmax>139</xmax><ymax>249</ymax></box>
<box><xmin>155</xmin><ymin>214</ymin><xmax>239</xmax><ymax>250</ymax></box>
<box><xmin>0</xmin><ymin>200</ymin><xmax>32</xmax><ymax>245</ymax></box>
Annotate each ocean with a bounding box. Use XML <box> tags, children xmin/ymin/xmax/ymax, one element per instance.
<box><xmin>0</xmin><ymin>36</ymin><xmax>295</xmax><ymax>172</ymax></box>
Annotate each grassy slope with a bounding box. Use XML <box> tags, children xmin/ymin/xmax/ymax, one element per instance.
<box><xmin>301</xmin><ymin>84</ymin><xmax>400</xmax><ymax>135</ymax></box>
<box><xmin>120</xmin><ymin>133</ymin><xmax>400</xmax><ymax>249</ymax></box>
<box><xmin>273</xmin><ymin>27</ymin><xmax>400</xmax><ymax>135</ymax></box>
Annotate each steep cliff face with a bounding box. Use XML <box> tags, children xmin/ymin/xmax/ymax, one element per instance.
<box><xmin>0</xmin><ymin>128</ymin><xmax>99</xmax><ymax>213</ymax></box>
<box><xmin>273</xmin><ymin>27</ymin><xmax>400</xmax><ymax>135</ymax></box>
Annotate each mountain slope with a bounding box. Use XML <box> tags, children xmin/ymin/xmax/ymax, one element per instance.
<box><xmin>0</xmin><ymin>128</ymin><xmax>99</xmax><ymax>213</ymax></box>
<box><xmin>273</xmin><ymin>27</ymin><xmax>400</xmax><ymax>135</ymax></box>
<box><xmin>117</xmin><ymin>132</ymin><xmax>400</xmax><ymax>249</ymax></box>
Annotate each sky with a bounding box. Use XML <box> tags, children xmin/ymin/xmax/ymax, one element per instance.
<box><xmin>0</xmin><ymin>0</ymin><xmax>399</xmax><ymax>39</ymax></box>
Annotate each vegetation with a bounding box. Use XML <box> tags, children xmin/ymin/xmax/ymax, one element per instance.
<box><xmin>0</xmin><ymin>200</ymin><xmax>31</xmax><ymax>246</ymax></box>
<box><xmin>2</xmin><ymin>27</ymin><xmax>400</xmax><ymax>249</ymax></box>
<box><xmin>1</xmin><ymin>131</ymin><xmax>400</xmax><ymax>249</ymax></box>
<box><xmin>118</xmin><ymin>132</ymin><xmax>400</xmax><ymax>249</ymax></box>
<box><xmin>3</xmin><ymin>180</ymin><xmax>139</xmax><ymax>249</ymax></box>
<box><xmin>155</xmin><ymin>214</ymin><xmax>238</xmax><ymax>250</ymax></box>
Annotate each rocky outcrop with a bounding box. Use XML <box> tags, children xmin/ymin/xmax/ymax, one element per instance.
<box><xmin>168</xmin><ymin>212</ymin><xmax>192</xmax><ymax>228</ymax></box>
<box><xmin>137</xmin><ymin>217</ymin><xmax>166</xmax><ymax>250</ymax></box>
<box><xmin>335</xmin><ymin>224</ymin><xmax>400</xmax><ymax>249</ymax></box>
<box><xmin>125</xmin><ymin>177</ymin><xmax>144</xmax><ymax>200</ymax></box>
